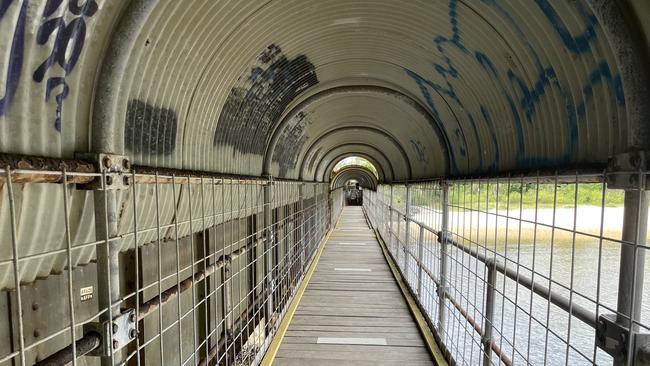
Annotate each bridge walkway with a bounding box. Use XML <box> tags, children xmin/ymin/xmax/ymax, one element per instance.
<box><xmin>268</xmin><ymin>206</ymin><xmax>436</xmax><ymax>366</ymax></box>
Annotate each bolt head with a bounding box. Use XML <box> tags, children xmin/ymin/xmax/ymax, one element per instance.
<box><xmin>122</xmin><ymin>159</ymin><xmax>130</xmax><ymax>170</ymax></box>
<box><xmin>123</xmin><ymin>175</ymin><xmax>130</xmax><ymax>185</ymax></box>
<box><xmin>112</xmin><ymin>323</ymin><xmax>118</xmax><ymax>334</ymax></box>
<box><xmin>630</xmin><ymin>153</ymin><xmax>642</xmax><ymax>169</ymax></box>
<box><xmin>112</xmin><ymin>340</ymin><xmax>119</xmax><ymax>350</ymax></box>
<box><xmin>129</xmin><ymin>312</ymin><xmax>136</xmax><ymax>323</ymax></box>
<box><xmin>103</xmin><ymin>157</ymin><xmax>112</xmax><ymax>169</ymax></box>
<box><xmin>130</xmin><ymin>329</ymin><xmax>137</xmax><ymax>339</ymax></box>
<box><xmin>106</xmin><ymin>175</ymin><xmax>113</xmax><ymax>186</ymax></box>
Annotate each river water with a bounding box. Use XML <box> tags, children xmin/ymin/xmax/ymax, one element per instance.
<box><xmin>396</xmin><ymin>207</ymin><xmax>650</xmax><ymax>366</ymax></box>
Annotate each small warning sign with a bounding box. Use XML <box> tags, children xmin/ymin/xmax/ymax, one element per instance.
<box><xmin>80</xmin><ymin>286</ymin><xmax>94</xmax><ymax>302</ymax></box>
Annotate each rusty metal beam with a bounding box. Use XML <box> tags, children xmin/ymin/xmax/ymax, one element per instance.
<box><xmin>33</xmin><ymin>332</ymin><xmax>101</xmax><ymax>366</ymax></box>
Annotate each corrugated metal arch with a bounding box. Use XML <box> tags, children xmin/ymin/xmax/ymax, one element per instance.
<box><xmin>299</xmin><ymin>125</ymin><xmax>412</xmax><ymax>181</ymax></box>
<box><xmin>321</xmin><ymin>152</ymin><xmax>386</xmax><ymax>183</ymax></box>
<box><xmin>312</xmin><ymin>143</ymin><xmax>396</xmax><ymax>183</ymax></box>
<box><xmin>330</xmin><ymin>166</ymin><xmax>378</xmax><ymax>191</ymax></box>
<box><xmin>264</xmin><ymin>84</ymin><xmax>451</xmax><ymax>180</ymax></box>
<box><xmin>0</xmin><ymin>0</ymin><xmax>648</xmax><ymax>288</ymax></box>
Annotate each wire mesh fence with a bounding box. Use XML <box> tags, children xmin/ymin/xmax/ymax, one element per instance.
<box><xmin>364</xmin><ymin>171</ymin><xmax>650</xmax><ymax>366</ymax></box>
<box><xmin>0</xmin><ymin>166</ymin><xmax>331</xmax><ymax>366</ymax></box>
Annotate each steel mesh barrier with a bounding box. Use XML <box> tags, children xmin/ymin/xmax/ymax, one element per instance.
<box><xmin>0</xmin><ymin>166</ymin><xmax>331</xmax><ymax>366</ymax></box>
<box><xmin>363</xmin><ymin>172</ymin><xmax>650</xmax><ymax>366</ymax></box>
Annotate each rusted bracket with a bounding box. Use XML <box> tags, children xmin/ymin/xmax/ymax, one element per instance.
<box><xmin>75</xmin><ymin>153</ymin><xmax>131</xmax><ymax>190</ymax></box>
<box><xmin>83</xmin><ymin>309</ymin><xmax>137</xmax><ymax>357</ymax></box>
<box><xmin>606</xmin><ymin>151</ymin><xmax>649</xmax><ymax>190</ymax></box>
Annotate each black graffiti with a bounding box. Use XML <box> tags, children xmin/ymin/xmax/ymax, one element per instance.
<box><xmin>125</xmin><ymin>99</ymin><xmax>177</xmax><ymax>155</ymax></box>
<box><xmin>213</xmin><ymin>44</ymin><xmax>318</xmax><ymax>157</ymax></box>
<box><xmin>272</xmin><ymin>111</ymin><xmax>311</xmax><ymax>176</ymax></box>
<box><xmin>33</xmin><ymin>0</ymin><xmax>98</xmax><ymax>131</ymax></box>
<box><xmin>307</xmin><ymin>147</ymin><xmax>322</xmax><ymax>173</ymax></box>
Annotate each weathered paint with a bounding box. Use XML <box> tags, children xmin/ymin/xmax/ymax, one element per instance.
<box><xmin>0</xmin><ymin>0</ymin><xmax>646</xmax><ymax>290</ymax></box>
<box><xmin>125</xmin><ymin>99</ymin><xmax>177</xmax><ymax>155</ymax></box>
<box><xmin>213</xmin><ymin>44</ymin><xmax>318</xmax><ymax>158</ymax></box>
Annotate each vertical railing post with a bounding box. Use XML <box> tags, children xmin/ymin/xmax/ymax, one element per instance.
<box><xmin>483</xmin><ymin>260</ymin><xmax>497</xmax><ymax>366</ymax></box>
<box><xmin>299</xmin><ymin>183</ymin><xmax>305</xmax><ymax>273</ymax></box>
<box><xmin>94</xmin><ymin>189</ymin><xmax>122</xmax><ymax>366</ymax></box>
<box><xmin>223</xmin><ymin>259</ymin><xmax>233</xmax><ymax>346</ymax></box>
<box><xmin>312</xmin><ymin>184</ymin><xmax>320</xmax><ymax>247</ymax></box>
<box><xmin>384</xmin><ymin>188</ymin><xmax>388</xmax><ymax>237</ymax></box>
<box><xmin>604</xmin><ymin>153</ymin><xmax>649</xmax><ymax>366</ymax></box>
<box><xmin>389</xmin><ymin>185</ymin><xmax>395</xmax><ymax>250</ymax></box>
<box><xmin>417</xmin><ymin>225</ymin><xmax>425</xmax><ymax>297</ymax></box>
<box><xmin>615</xmin><ymin>188</ymin><xmax>648</xmax><ymax>365</ymax></box>
<box><xmin>438</xmin><ymin>182</ymin><xmax>449</xmax><ymax>331</ymax></box>
<box><xmin>396</xmin><ymin>205</ymin><xmax>402</xmax><ymax>261</ymax></box>
<box><xmin>404</xmin><ymin>184</ymin><xmax>411</xmax><ymax>273</ymax></box>
<box><xmin>263</xmin><ymin>178</ymin><xmax>275</xmax><ymax>333</ymax></box>
<box><xmin>380</xmin><ymin>188</ymin><xmax>385</xmax><ymax>235</ymax></box>
<box><xmin>377</xmin><ymin>190</ymin><xmax>382</xmax><ymax>229</ymax></box>
<box><xmin>85</xmin><ymin>154</ymin><xmax>132</xmax><ymax>366</ymax></box>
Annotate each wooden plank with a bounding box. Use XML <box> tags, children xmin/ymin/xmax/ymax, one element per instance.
<box><xmin>272</xmin><ymin>207</ymin><xmax>434</xmax><ymax>364</ymax></box>
<box><xmin>273</xmin><ymin>358</ymin><xmax>435</xmax><ymax>366</ymax></box>
<box><xmin>276</xmin><ymin>344</ymin><xmax>431</xmax><ymax>360</ymax></box>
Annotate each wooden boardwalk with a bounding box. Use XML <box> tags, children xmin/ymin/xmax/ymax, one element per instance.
<box><xmin>272</xmin><ymin>206</ymin><xmax>434</xmax><ymax>365</ymax></box>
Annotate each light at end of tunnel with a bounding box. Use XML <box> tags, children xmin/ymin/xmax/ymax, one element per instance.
<box><xmin>332</xmin><ymin>156</ymin><xmax>378</xmax><ymax>179</ymax></box>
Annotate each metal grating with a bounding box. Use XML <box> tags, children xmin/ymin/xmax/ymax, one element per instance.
<box><xmin>364</xmin><ymin>171</ymin><xmax>650</xmax><ymax>365</ymax></box>
<box><xmin>0</xmin><ymin>167</ymin><xmax>332</xmax><ymax>366</ymax></box>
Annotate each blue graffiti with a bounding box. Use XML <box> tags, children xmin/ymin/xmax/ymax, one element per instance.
<box><xmin>577</xmin><ymin>61</ymin><xmax>625</xmax><ymax>118</ymax></box>
<box><xmin>479</xmin><ymin>106</ymin><xmax>499</xmax><ymax>169</ymax></box>
<box><xmin>34</xmin><ymin>0</ymin><xmax>98</xmax><ymax>131</ymax></box>
<box><xmin>404</xmin><ymin>0</ymin><xmax>493</xmax><ymax>173</ymax></box>
<box><xmin>0</xmin><ymin>0</ymin><xmax>28</xmax><ymax>117</ymax></box>
<box><xmin>0</xmin><ymin>0</ymin><xmax>97</xmax><ymax>130</ymax></box>
<box><xmin>405</xmin><ymin>69</ymin><xmax>467</xmax><ymax>157</ymax></box>
<box><xmin>406</xmin><ymin>0</ymin><xmax>625</xmax><ymax>172</ymax></box>
<box><xmin>536</xmin><ymin>0</ymin><xmax>597</xmax><ymax>54</ymax></box>
<box><xmin>410</xmin><ymin>139</ymin><xmax>427</xmax><ymax>163</ymax></box>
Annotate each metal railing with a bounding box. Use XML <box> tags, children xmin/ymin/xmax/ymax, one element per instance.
<box><xmin>363</xmin><ymin>171</ymin><xmax>650</xmax><ymax>366</ymax></box>
<box><xmin>0</xmin><ymin>161</ymin><xmax>333</xmax><ymax>366</ymax></box>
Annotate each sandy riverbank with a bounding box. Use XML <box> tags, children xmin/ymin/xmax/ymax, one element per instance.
<box><xmin>411</xmin><ymin>206</ymin><xmax>649</xmax><ymax>246</ymax></box>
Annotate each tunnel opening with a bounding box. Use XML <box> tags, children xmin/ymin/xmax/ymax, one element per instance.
<box><xmin>333</xmin><ymin>157</ymin><xmax>379</xmax><ymax>180</ymax></box>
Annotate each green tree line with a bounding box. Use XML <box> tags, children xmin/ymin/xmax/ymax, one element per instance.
<box><xmin>387</xmin><ymin>183</ymin><xmax>624</xmax><ymax>209</ymax></box>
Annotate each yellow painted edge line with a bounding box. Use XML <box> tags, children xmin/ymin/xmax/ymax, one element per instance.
<box><xmin>260</xmin><ymin>213</ymin><xmax>342</xmax><ymax>365</ymax></box>
<box><xmin>363</xmin><ymin>210</ymin><xmax>449</xmax><ymax>366</ymax></box>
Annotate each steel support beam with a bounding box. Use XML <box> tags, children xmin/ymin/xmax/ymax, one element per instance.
<box><xmin>438</xmin><ymin>183</ymin><xmax>449</xmax><ymax>331</ymax></box>
<box><xmin>483</xmin><ymin>260</ymin><xmax>497</xmax><ymax>366</ymax></box>
<box><xmin>615</xmin><ymin>188</ymin><xmax>648</xmax><ymax>366</ymax></box>
<box><xmin>299</xmin><ymin>184</ymin><xmax>306</xmax><ymax>273</ymax></box>
<box><xmin>404</xmin><ymin>184</ymin><xmax>411</xmax><ymax>273</ymax></box>
<box><xmin>389</xmin><ymin>186</ymin><xmax>394</xmax><ymax>250</ymax></box>
<box><xmin>263</xmin><ymin>180</ymin><xmax>275</xmax><ymax>333</ymax></box>
<box><xmin>93</xmin><ymin>191</ymin><xmax>122</xmax><ymax>365</ymax></box>
<box><xmin>417</xmin><ymin>225</ymin><xmax>425</xmax><ymax>297</ymax></box>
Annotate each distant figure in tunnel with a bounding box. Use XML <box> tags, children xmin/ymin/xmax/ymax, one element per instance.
<box><xmin>345</xmin><ymin>181</ymin><xmax>363</xmax><ymax>205</ymax></box>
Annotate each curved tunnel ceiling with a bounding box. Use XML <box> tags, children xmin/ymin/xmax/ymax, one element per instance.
<box><xmin>331</xmin><ymin>166</ymin><xmax>378</xmax><ymax>191</ymax></box>
<box><xmin>321</xmin><ymin>151</ymin><xmax>387</xmax><ymax>183</ymax></box>
<box><xmin>0</xmin><ymin>0</ymin><xmax>648</xmax><ymax>184</ymax></box>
